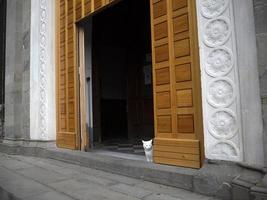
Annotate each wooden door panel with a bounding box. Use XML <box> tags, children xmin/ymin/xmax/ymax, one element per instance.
<box><xmin>150</xmin><ymin>0</ymin><xmax>203</xmax><ymax>168</ymax></box>
<box><xmin>155</xmin><ymin>68</ymin><xmax>170</xmax><ymax>85</ymax></box>
<box><xmin>154</xmin><ymin>22</ymin><xmax>168</xmax><ymax>40</ymax></box>
<box><xmin>94</xmin><ymin>0</ymin><xmax>102</xmax><ymax>10</ymax></box>
<box><xmin>57</xmin><ymin>0</ymin><xmax>79</xmax><ymax>149</ymax></box>
<box><xmin>84</xmin><ymin>0</ymin><xmax>92</xmax><ymax>15</ymax></box>
<box><xmin>57</xmin><ymin>0</ymin><xmax>125</xmax><ymax>150</ymax></box>
<box><xmin>172</xmin><ymin>0</ymin><xmax>187</xmax><ymax>10</ymax></box>
<box><xmin>176</xmin><ymin>89</ymin><xmax>193</xmax><ymax>107</ymax></box>
<box><xmin>155</xmin><ymin>44</ymin><xmax>169</xmax><ymax>63</ymax></box>
<box><xmin>153</xmin><ymin>0</ymin><xmax>167</xmax><ymax>19</ymax></box>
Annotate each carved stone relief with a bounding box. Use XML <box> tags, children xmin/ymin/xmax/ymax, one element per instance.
<box><xmin>201</xmin><ymin>0</ymin><xmax>229</xmax><ymax>18</ymax></box>
<box><xmin>208</xmin><ymin>109</ymin><xmax>237</xmax><ymax>139</ymax></box>
<box><xmin>39</xmin><ymin>0</ymin><xmax>47</xmax><ymax>139</ymax></box>
<box><xmin>197</xmin><ymin>0</ymin><xmax>242</xmax><ymax>161</ymax></box>
<box><xmin>210</xmin><ymin>141</ymin><xmax>239</xmax><ymax>158</ymax></box>
<box><xmin>204</xmin><ymin>17</ymin><xmax>231</xmax><ymax>47</ymax></box>
<box><xmin>207</xmin><ymin>78</ymin><xmax>235</xmax><ymax>108</ymax></box>
<box><xmin>205</xmin><ymin>47</ymin><xmax>233</xmax><ymax>77</ymax></box>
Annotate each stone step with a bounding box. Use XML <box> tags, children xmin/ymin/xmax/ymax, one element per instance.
<box><xmin>0</xmin><ymin>142</ymin><xmax>265</xmax><ymax>200</ymax></box>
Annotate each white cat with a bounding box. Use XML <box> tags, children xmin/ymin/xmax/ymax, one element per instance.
<box><xmin>142</xmin><ymin>139</ymin><xmax>153</xmax><ymax>162</ymax></box>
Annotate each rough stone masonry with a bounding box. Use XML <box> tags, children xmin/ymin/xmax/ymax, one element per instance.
<box><xmin>254</xmin><ymin>0</ymin><xmax>267</xmax><ymax>165</ymax></box>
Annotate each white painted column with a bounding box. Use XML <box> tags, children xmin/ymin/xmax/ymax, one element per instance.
<box><xmin>196</xmin><ymin>0</ymin><xmax>243</xmax><ymax>162</ymax></box>
<box><xmin>196</xmin><ymin>0</ymin><xmax>264</xmax><ymax>166</ymax></box>
<box><xmin>30</xmin><ymin>0</ymin><xmax>56</xmax><ymax>140</ymax></box>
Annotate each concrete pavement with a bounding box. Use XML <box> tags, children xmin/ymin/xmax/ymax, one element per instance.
<box><xmin>0</xmin><ymin>152</ymin><xmax>218</xmax><ymax>200</ymax></box>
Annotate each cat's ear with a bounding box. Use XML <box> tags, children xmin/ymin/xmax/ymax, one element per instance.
<box><xmin>142</xmin><ymin>140</ymin><xmax>144</xmax><ymax>143</ymax></box>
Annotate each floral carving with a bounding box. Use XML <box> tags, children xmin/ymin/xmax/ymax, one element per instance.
<box><xmin>201</xmin><ymin>0</ymin><xmax>229</xmax><ymax>18</ymax></box>
<box><xmin>210</xmin><ymin>141</ymin><xmax>239</xmax><ymax>158</ymax></box>
<box><xmin>205</xmin><ymin>47</ymin><xmax>233</xmax><ymax>77</ymax></box>
<box><xmin>204</xmin><ymin>18</ymin><xmax>231</xmax><ymax>47</ymax></box>
<box><xmin>197</xmin><ymin>0</ymin><xmax>242</xmax><ymax>162</ymax></box>
<box><xmin>208</xmin><ymin>109</ymin><xmax>238</xmax><ymax>139</ymax></box>
<box><xmin>39</xmin><ymin>0</ymin><xmax>47</xmax><ymax>139</ymax></box>
<box><xmin>207</xmin><ymin>78</ymin><xmax>235</xmax><ymax>107</ymax></box>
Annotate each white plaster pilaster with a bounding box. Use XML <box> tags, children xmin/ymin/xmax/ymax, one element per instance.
<box><xmin>196</xmin><ymin>0</ymin><xmax>264</xmax><ymax>166</ymax></box>
<box><xmin>30</xmin><ymin>0</ymin><xmax>56</xmax><ymax>140</ymax></box>
<box><xmin>196</xmin><ymin>0</ymin><xmax>243</xmax><ymax>162</ymax></box>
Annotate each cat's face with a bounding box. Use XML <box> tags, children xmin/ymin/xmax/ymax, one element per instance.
<box><xmin>142</xmin><ymin>139</ymin><xmax>152</xmax><ymax>150</ymax></box>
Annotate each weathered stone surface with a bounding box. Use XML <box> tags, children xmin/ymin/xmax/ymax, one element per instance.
<box><xmin>24</xmin><ymin>191</ymin><xmax>75</xmax><ymax>200</ymax></box>
<box><xmin>4</xmin><ymin>0</ymin><xmax>31</xmax><ymax>140</ymax></box>
<box><xmin>0</xmin><ymin>152</ymin><xmax>216</xmax><ymax>200</ymax></box>
<box><xmin>254</xmin><ymin>0</ymin><xmax>267</xmax><ymax>167</ymax></box>
<box><xmin>3</xmin><ymin>143</ymin><xmax>265</xmax><ymax>199</ymax></box>
<box><xmin>193</xmin><ymin>161</ymin><xmax>242</xmax><ymax>198</ymax></box>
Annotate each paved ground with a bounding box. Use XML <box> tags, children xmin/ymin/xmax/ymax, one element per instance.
<box><xmin>0</xmin><ymin>153</ymin><xmax>218</xmax><ymax>200</ymax></box>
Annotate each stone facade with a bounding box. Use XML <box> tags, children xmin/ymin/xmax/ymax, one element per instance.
<box><xmin>29</xmin><ymin>0</ymin><xmax>56</xmax><ymax>140</ymax></box>
<box><xmin>196</xmin><ymin>0</ymin><xmax>243</xmax><ymax>162</ymax></box>
<box><xmin>196</xmin><ymin>0</ymin><xmax>264</xmax><ymax>166</ymax></box>
<box><xmin>0</xmin><ymin>0</ymin><xmax>6</xmax><ymax>138</ymax></box>
<box><xmin>5</xmin><ymin>0</ymin><xmax>31</xmax><ymax>140</ymax></box>
<box><xmin>1</xmin><ymin>0</ymin><xmax>266</xmax><ymax>168</ymax></box>
<box><xmin>254</xmin><ymin>0</ymin><xmax>267</xmax><ymax>165</ymax></box>
<box><xmin>3</xmin><ymin>0</ymin><xmax>56</xmax><ymax>142</ymax></box>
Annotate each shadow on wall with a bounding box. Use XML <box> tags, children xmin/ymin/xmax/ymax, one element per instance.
<box><xmin>0</xmin><ymin>105</ymin><xmax>3</xmax><ymax>138</ymax></box>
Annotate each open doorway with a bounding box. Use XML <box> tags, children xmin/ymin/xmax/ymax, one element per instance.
<box><xmin>82</xmin><ymin>0</ymin><xmax>153</xmax><ymax>154</ymax></box>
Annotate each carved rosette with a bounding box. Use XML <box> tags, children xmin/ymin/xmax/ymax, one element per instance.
<box><xmin>208</xmin><ymin>109</ymin><xmax>237</xmax><ymax>139</ymax></box>
<box><xmin>204</xmin><ymin>17</ymin><xmax>231</xmax><ymax>47</ymax></box>
<box><xmin>205</xmin><ymin>47</ymin><xmax>233</xmax><ymax>77</ymax></box>
<box><xmin>197</xmin><ymin>0</ymin><xmax>242</xmax><ymax>161</ymax></box>
<box><xmin>39</xmin><ymin>0</ymin><xmax>47</xmax><ymax>139</ymax></box>
<box><xmin>210</xmin><ymin>141</ymin><xmax>239</xmax><ymax>158</ymax></box>
<box><xmin>201</xmin><ymin>0</ymin><xmax>229</xmax><ymax>18</ymax></box>
<box><xmin>207</xmin><ymin>78</ymin><xmax>235</xmax><ymax>108</ymax></box>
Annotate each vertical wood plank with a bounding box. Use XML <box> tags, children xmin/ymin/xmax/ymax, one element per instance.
<box><xmin>78</xmin><ymin>28</ymin><xmax>89</xmax><ymax>150</ymax></box>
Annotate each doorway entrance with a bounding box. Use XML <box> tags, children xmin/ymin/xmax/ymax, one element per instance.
<box><xmin>82</xmin><ymin>0</ymin><xmax>153</xmax><ymax>154</ymax></box>
<box><xmin>57</xmin><ymin>0</ymin><xmax>204</xmax><ymax>168</ymax></box>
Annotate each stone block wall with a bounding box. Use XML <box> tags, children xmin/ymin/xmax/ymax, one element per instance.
<box><xmin>0</xmin><ymin>105</ymin><xmax>3</xmax><ymax>138</ymax></box>
<box><xmin>4</xmin><ymin>0</ymin><xmax>31</xmax><ymax>140</ymax></box>
<box><xmin>254</xmin><ymin>0</ymin><xmax>267</xmax><ymax>164</ymax></box>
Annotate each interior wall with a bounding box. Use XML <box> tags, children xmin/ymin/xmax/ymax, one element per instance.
<box><xmin>125</xmin><ymin>0</ymin><xmax>152</xmax><ymax>140</ymax></box>
<box><xmin>93</xmin><ymin>4</ymin><xmax>128</xmax><ymax>140</ymax></box>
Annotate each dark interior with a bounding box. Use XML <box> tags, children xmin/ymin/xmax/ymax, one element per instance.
<box><xmin>91</xmin><ymin>0</ymin><xmax>153</xmax><ymax>144</ymax></box>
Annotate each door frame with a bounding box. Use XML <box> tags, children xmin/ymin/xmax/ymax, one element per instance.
<box><xmin>77</xmin><ymin>27</ymin><xmax>90</xmax><ymax>151</ymax></box>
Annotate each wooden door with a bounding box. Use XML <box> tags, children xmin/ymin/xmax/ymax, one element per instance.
<box><xmin>150</xmin><ymin>0</ymin><xmax>204</xmax><ymax>168</ymax></box>
<box><xmin>56</xmin><ymin>0</ymin><xmax>115</xmax><ymax>149</ymax></box>
<box><xmin>56</xmin><ymin>0</ymin><xmax>204</xmax><ymax>168</ymax></box>
<box><xmin>56</xmin><ymin>0</ymin><xmax>80</xmax><ymax>149</ymax></box>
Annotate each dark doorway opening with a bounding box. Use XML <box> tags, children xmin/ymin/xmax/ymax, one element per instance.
<box><xmin>89</xmin><ymin>0</ymin><xmax>153</xmax><ymax>153</ymax></box>
<box><xmin>0</xmin><ymin>0</ymin><xmax>6</xmax><ymax>138</ymax></box>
